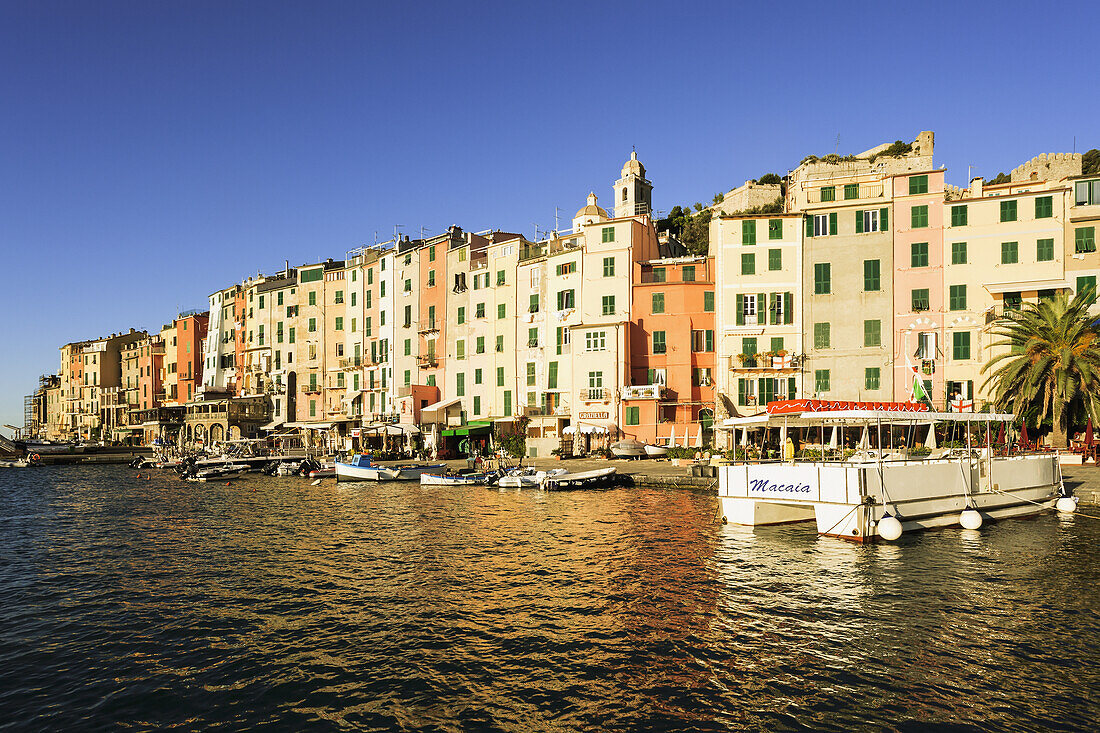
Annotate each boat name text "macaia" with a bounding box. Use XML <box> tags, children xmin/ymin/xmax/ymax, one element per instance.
<box><xmin>748</xmin><ymin>479</ymin><xmax>812</xmax><ymax>494</ymax></box>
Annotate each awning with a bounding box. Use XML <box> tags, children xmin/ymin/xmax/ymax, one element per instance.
<box><xmin>421</xmin><ymin>397</ymin><xmax>462</xmax><ymax>421</ymax></box>
<box><xmin>260</xmin><ymin>419</ymin><xmax>285</xmax><ymax>431</ymax></box>
<box><xmin>284</xmin><ymin>421</ymin><xmax>334</xmax><ymax>430</ymax></box>
<box><xmin>441</xmin><ymin>424</ymin><xmax>492</xmax><ymax>437</ymax></box>
<box><xmin>984</xmin><ymin>279</ymin><xmax>1069</xmax><ymax>294</ymax></box>
<box><xmin>362</xmin><ymin>424</ymin><xmax>421</xmax><ymax>436</ymax></box>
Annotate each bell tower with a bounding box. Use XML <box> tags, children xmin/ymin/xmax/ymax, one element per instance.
<box><xmin>614</xmin><ymin>150</ymin><xmax>652</xmax><ymax>219</ymax></box>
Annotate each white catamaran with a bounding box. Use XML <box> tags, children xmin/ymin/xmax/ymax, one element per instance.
<box><xmin>717</xmin><ymin>400</ymin><xmax>1076</xmax><ymax>542</ymax></box>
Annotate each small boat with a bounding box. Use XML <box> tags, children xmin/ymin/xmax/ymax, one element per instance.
<box><xmin>335</xmin><ymin>455</ymin><xmax>445</xmax><ymax>481</ymax></box>
<box><xmin>182</xmin><ymin>463</ymin><xmax>250</xmax><ymax>482</ymax></box>
<box><xmin>643</xmin><ymin>444</ymin><xmax>668</xmax><ymax>458</ymax></box>
<box><xmin>542</xmin><ymin>467</ymin><xmax>619</xmax><ymax>491</ymax></box>
<box><xmin>309</xmin><ymin>463</ymin><xmax>336</xmax><ymax>479</ymax></box>
<box><xmin>0</xmin><ymin>458</ymin><xmax>32</xmax><ymax>468</ymax></box>
<box><xmin>420</xmin><ymin>471</ymin><xmax>496</xmax><ymax>486</ymax></box>
<box><xmin>497</xmin><ymin>467</ymin><xmax>568</xmax><ymax>488</ymax></box>
<box><xmin>611</xmin><ymin>439</ymin><xmax>647</xmax><ymax>458</ymax></box>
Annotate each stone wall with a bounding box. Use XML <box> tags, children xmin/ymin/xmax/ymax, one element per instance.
<box><xmin>1010</xmin><ymin>152</ymin><xmax>1082</xmax><ymax>183</ymax></box>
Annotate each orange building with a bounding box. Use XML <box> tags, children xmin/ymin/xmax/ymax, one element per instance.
<box><xmin>624</xmin><ymin>255</ymin><xmax>716</xmax><ymax>447</ymax></box>
<box><xmin>174</xmin><ymin>311</ymin><xmax>209</xmax><ymax>405</ymax></box>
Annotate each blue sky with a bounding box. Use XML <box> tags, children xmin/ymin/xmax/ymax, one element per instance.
<box><xmin>1</xmin><ymin>0</ymin><xmax>1097</xmax><ymax>431</ymax></box>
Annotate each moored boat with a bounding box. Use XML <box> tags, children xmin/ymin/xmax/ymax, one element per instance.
<box><xmin>717</xmin><ymin>399</ymin><xmax>1069</xmax><ymax>542</ymax></box>
<box><xmin>335</xmin><ymin>455</ymin><xmax>445</xmax><ymax>481</ymax></box>
<box><xmin>420</xmin><ymin>471</ymin><xmax>497</xmax><ymax>486</ymax></box>
<box><xmin>610</xmin><ymin>439</ymin><xmax>647</xmax><ymax>459</ymax></box>
<box><xmin>497</xmin><ymin>467</ymin><xmax>567</xmax><ymax>488</ymax></box>
<box><xmin>541</xmin><ymin>467</ymin><xmax>618</xmax><ymax>491</ymax></box>
<box><xmin>643</xmin><ymin>444</ymin><xmax>668</xmax><ymax>458</ymax></box>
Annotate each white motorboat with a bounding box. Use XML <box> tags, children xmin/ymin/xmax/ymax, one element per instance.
<box><xmin>420</xmin><ymin>471</ymin><xmax>496</xmax><ymax>486</ymax></box>
<box><xmin>542</xmin><ymin>467</ymin><xmax>619</xmax><ymax>490</ymax></box>
<box><xmin>497</xmin><ymin>467</ymin><xmax>568</xmax><ymax>488</ymax></box>
<box><xmin>717</xmin><ymin>399</ymin><xmax>1068</xmax><ymax>542</ymax></box>
<box><xmin>643</xmin><ymin>444</ymin><xmax>668</xmax><ymax>458</ymax></box>
<box><xmin>0</xmin><ymin>458</ymin><xmax>32</xmax><ymax>468</ymax></box>
<box><xmin>183</xmin><ymin>463</ymin><xmax>250</xmax><ymax>482</ymax></box>
<box><xmin>610</xmin><ymin>439</ymin><xmax>647</xmax><ymax>458</ymax></box>
<box><xmin>336</xmin><ymin>455</ymin><xmax>445</xmax><ymax>481</ymax></box>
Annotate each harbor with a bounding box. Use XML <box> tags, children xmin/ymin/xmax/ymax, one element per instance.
<box><xmin>2</xmin><ymin>463</ymin><xmax>1098</xmax><ymax>730</ymax></box>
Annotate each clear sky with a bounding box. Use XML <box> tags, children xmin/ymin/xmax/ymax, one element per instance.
<box><xmin>1</xmin><ymin>0</ymin><xmax>1097</xmax><ymax>432</ymax></box>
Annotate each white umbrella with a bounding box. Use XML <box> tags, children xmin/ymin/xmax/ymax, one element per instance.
<box><xmin>924</xmin><ymin>424</ymin><xmax>937</xmax><ymax>449</ymax></box>
<box><xmin>740</xmin><ymin>427</ymin><xmax>749</xmax><ymax>447</ymax></box>
<box><xmin>695</xmin><ymin>425</ymin><xmax>703</xmax><ymax>448</ymax></box>
<box><xmin>828</xmin><ymin>426</ymin><xmax>838</xmax><ymax>449</ymax></box>
<box><xmin>668</xmin><ymin>424</ymin><xmax>676</xmax><ymax>447</ymax></box>
<box><xmin>859</xmin><ymin>426</ymin><xmax>870</xmax><ymax>450</ymax></box>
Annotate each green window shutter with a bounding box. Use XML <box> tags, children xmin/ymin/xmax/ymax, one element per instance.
<box><xmin>743</xmin><ymin>220</ymin><xmax>756</xmax><ymax>245</ymax></box>
<box><xmin>844</xmin><ymin>183</ymin><xmax>859</xmax><ymax>200</ymax></box>
<box><xmin>741</xmin><ymin>252</ymin><xmax>755</xmax><ymax>275</ymax></box>
<box><xmin>814</xmin><ymin>263</ymin><xmax>831</xmax><ymax>294</ymax></box>
<box><xmin>865</xmin><ymin>367</ymin><xmax>880</xmax><ymax>390</ymax></box>
<box><xmin>814</xmin><ymin>322</ymin><xmax>830</xmax><ymax>349</ymax></box>
<box><xmin>949</xmin><ymin>284</ymin><xmax>967</xmax><ymax>310</ymax></box>
<box><xmin>496</xmin><ymin>367</ymin><xmax>504</xmax><ymax>386</ymax></box>
<box><xmin>952</xmin><ymin>241</ymin><xmax>967</xmax><ymax>264</ymax></box>
<box><xmin>768</xmin><ymin>219</ymin><xmax>783</xmax><ymax>240</ymax></box>
<box><xmin>1001</xmin><ymin>241</ymin><xmax>1018</xmax><ymax>264</ymax></box>
<box><xmin>864</xmin><ymin>319</ymin><xmax>880</xmax><ymax>347</ymax></box>
<box><xmin>547</xmin><ymin>362</ymin><xmax>558</xmax><ymax>389</ymax></box>
<box><xmin>909</xmin><ymin>175</ymin><xmax>928</xmax><ymax>195</ymax></box>
<box><xmin>738</xmin><ymin>378</ymin><xmax>746</xmax><ymax>404</ymax></box>
<box><xmin>783</xmin><ymin>292</ymin><xmax>793</xmax><ymax>324</ymax></box>
<box><xmin>788</xmin><ymin>378</ymin><xmax>797</xmax><ymax>400</ymax></box>
<box><xmin>1077</xmin><ymin>276</ymin><xmax>1097</xmax><ymax>298</ymax></box>
<box><xmin>735</xmin><ymin>294</ymin><xmax>744</xmax><ymax>325</ymax></box>
<box><xmin>821</xmin><ymin>186</ymin><xmax>835</xmax><ymax>202</ymax></box>
<box><xmin>757</xmin><ymin>293</ymin><xmax>767</xmax><ymax>324</ymax></box>
<box><xmin>911</xmin><ymin>242</ymin><xmax>928</xmax><ymax>268</ymax></box>
<box><xmin>1000</xmin><ymin>200</ymin><xmax>1017</xmax><ymax>222</ymax></box>
<box><xmin>1075</xmin><ymin>227</ymin><xmax>1096</xmax><ymax>253</ymax></box>
<box><xmin>953</xmin><ymin>331</ymin><xmax>971</xmax><ymax>360</ymax></box>
<box><xmin>1035</xmin><ymin>196</ymin><xmax>1053</xmax><ymax>219</ymax></box>
<box><xmin>864</xmin><ymin>259</ymin><xmax>880</xmax><ymax>291</ymax></box>
<box><xmin>769</xmin><ymin>293</ymin><xmax>778</xmax><ymax>325</ymax></box>
<box><xmin>855</xmin><ymin>210</ymin><xmax>864</xmax><ymax>234</ymax></box>
<box><xmin>805</xmin><ymin>216</ymin><xmax>813</xmax><ymax>238</ymax></box>
<box><xmin>828</xmin><ymin>212</ymin><xmax>837</xmax><ymax>235</ymax></box>
<box><xmin>704</xmin><ymin>291</ymin><xmax>715</xmax><ymax>312</ymax></box>
<box><xmin>1037</xmin><ymin>238</ymin><xmax>1054</xmax><ymax>262</ymax></box>
<box><xmin>768</xmin><ymin>248</ymin><xmax>782</xmax><ymax>270</ymax></box>
<box><xmin>770</xmin><ymin>337</ymin><xmax>784</xmax><ymax>352</ymax></box>
<box><xmin>652</xmin><ymin>292</ymin><xmax>665</xmax><ymax>313</ymax></box>
<box><xmin>880</xmin><ymin>207</ymin><xmax>888</xmax><ymax>231</ymax></box>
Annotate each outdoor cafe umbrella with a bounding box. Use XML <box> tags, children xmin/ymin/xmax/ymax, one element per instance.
<box><xmin>995</xmin><ymin>421</ymin><xmax>1005</xmax><ymax>446</ymax></box>
<box><xmin>1019</xmin><ymin>422</ymin><xmax>1029</xmax><ymax>447</ymax></box>
<box><xmin>924</xmin><ymin>423</ymin><xmax>937</xmax><ymax>449</ymax></box>
<box><xmin>1086</xmin><ymin>418</ymin><xmax>1094</xmax><ymax>450</ymax></box>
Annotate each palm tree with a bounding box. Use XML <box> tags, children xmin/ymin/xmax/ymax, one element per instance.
<box><xmin>982</xmin><ymin>290</ymin><xmax>1100</xmax><ymax>448</ymax></box>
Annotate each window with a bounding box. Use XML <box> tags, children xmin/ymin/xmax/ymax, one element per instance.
<box><xmin>556</xmin><ymin>289</ymin><xmax>575</xmax><ymax>310</ymax></box>
<box><xmin>743</xmin><ymin>220</ymin><xmax>756</xmax><ymax>245</ymax></box>
<box><xmin>741</xmin><ymin>252</ymin><xmax>755</xmax><ymax>275</ymax></box>
<box><xmin>1004</xmin><ymin>292</ymin><xmax>1022</xmax><ymax>311</ymax></box>
<box><xmin>911</xmin><ymin>205</ymin><xmax>929</xmax><ymax>229</ymax></box>
<box><xmin>456</xmin><ymin>373</ymin><xmax>464</xmax><ymax>397</ymax></box>
<box><xmin>428</xmin><ymin>244</ymin><xmax>436</xmax><ymax>261</ymax></box>
<box><xmin>650</xmin><ymin>267</ymin><xmax>666</xmax><ymax>283</ymax></box>
<box><xmin>768</xmin><ymin>249</ymin><xmax>782</xmax><ymax>270</ymax></box>
<box><xmin>815</xmin><ymin>369</ymin><xmax>830</xmax><ymax>393</ymax></box>
<box><xmin>602</xmin><ymin>295</ymin><xmax>615</xmax><ymax>315</ymax></box>
<box><xmin>457</xmin><ymin>307</ymin><xmax>466</xmax><ymax>324</ymax></box>
<box><xmin>652</xmin><ymin>292</ymin><xmax>665</xmax><ymax>313</ymax></box>
<box><xmin>364</xmin><ymin>317</ymin><xmax>372</xmax><ymax>336</ymax></box>
<box><xmin>682</xmin><ymin>265</ymin><xmax>696</xmax><ymax>282</ymax></box>
<box><xmin>1076</xmin><ymin>180</ymin><xmax>1100</xmax><ymax>206</ymax></box>
<box><xmin>909</xmin><ymin>175</ymin><xmax>928</xmax><ymax>195</ymax></box>
<box><xmin>1076</xmin><ymin>227</ymin><xmax>1096</xmax><ymax>253</ymax></box>
<box><xmin>308</xmin><ymin>317</ymin><xmax>316</xmax><ymax>332</ymax></box>
<box><xmin>428</xmin><ymin>305</ymin><xmax>436</xmax><ymax>328</ymax></box>
<box><xmin>456</xmin><ymin>340</ymin><xmax>465</xmax><ymax>360</ymax></box>
<box><xmin>365</xmin><ymin>291</ymin><xmax>372</xmax><ymax>309</ymax></box>
<box><xmin>496</xmin><ymin>367</ymin><xmax>505</xmax><ymax>386</ymax></box>
<box><xmin>473</xmin><ymin>336</ymin><xmax>483</xmax><ymax>355</ymax></box>
<box><xmin>367</xmin><ymin>269</ymin><xmax>374</xmax><ymax>285</ymax></box>
<box><xmin>309</xmin><ymin>399</ymin><xmax>316</xmax><ymax>417</ymax></box>
<box><xmin>741</xmin><ymin>337</ymin><xmax>758</xmax><ymax>364</ymax></box>
<box><xmin>865</xmin><ymin>367</ymin><xmax>881</xmax><ymax>390</ymax></box>
<box><xmin>603</xmin><ymin>256</ymin><xmax>615</xmax><ymax>277</ymax></box>
<box><xmin>951</xmin><ymin>241</ymin><xmax>967</xmax><ymax>265</ymax></box>
<box><xmin>527</xmin><ymin>327</ymin><xmax>538</xmax><ymax>347</ymax></box>
<box><xmin>334</xmin><ymin>290</ymin><xmax>343</xmax><ymax>304</ymax></box>
<box><xmin>811</xmin><ymin>213</ymin><xmax>836</xmax><ymax>237</ymax></box>
<box><xmin>704</xmin><ymin>291</ymin><xmax>714</xmax><ymax>312</ymax></box>
<box><xmin>814</xmin><ymin>263</ymin><xmax>831</xmax><ymax>294</ymax></box>
<box><xmin>404</xmin><ymin>339</ymin><xmax>411</xmax><ymax>356</ymax></box>
<box><xmin>601</xmin><ymin>226</ymin><xmax>615</xmax><ymax>243</ymax></box>
<box><xmin>1035</xmin><ymin>196</ymin><xmax>1053</xmax><ymax>219</ymax></box>
<box><xmin>912</xmin><ymin>288</ymin><xmax>930</xmax><ymax>311</ymax></box>
<box><xmin>334</xmin><ymin>317</ymin><xmax>343</xmax><ymax>331</ymax></box>
<box><xmin>288</xmin><ymin>327</ymin><xmax>295</xmax><ymax>343</ymax></box>
<box><xmin>820</xmin><ymin>186</ymin><xmax>835</xmax><ymax>202</ymax></box>
<box><xmin>555</xmin><ymin>262</ymin><xmax>576</xmax><ymax>276</ymax></box>
<box><xmin>813</xmin><ymin>322</ymin><xmax>830</xmax><ymax>349</ymax></box>
<box><xmin>1002</xmin><ymin>241</ymin><xmax>1019</xmax><ymax>264</ymax></box>
<box><xmin>547</xmin><ymin>362</ymin><xmax>558</xmax><ymax>389</ymax></box>
<box><xmin>864</xmin><ymin>320</ymin><xmax>881</xmax><ymax>347</ymax></box>
<box><xmin>498</xmin><ymin>303</ymin><xmax>506</xmax><ymax>319</ymax></box>
<box><xmin>953</xmin><ymin>331</ymin><xmax>971</xmax><ymax>360</ymax></box>
<box><xmin>736</xmin><ymin>293</ymin><xmax>757</xmax><ymax>325</ymax></box>
<box><xmin>258</xmin><ymin>325</ymin><xmax>265</xmax><ymax>344</ymax></box>
<box><xmin>586</xmin><ymin>331</ymin><xmax>607</xmax><ymax>351</ymax></box>
<box><xmin>1037</xmin><ymin>238</ymin><xmax>1055</xmax><ymax>262</ymax></box>
<box><xmin>768</xmin><ymin>219</ymin><xmax>783</xmax><ymax>240</ymax></box>
<box><xmin>949</xmin><ymin>284</ymin><xmax>967</xmax><ymax>311</ymax></box>
<box><xmin>496</xmin><ymin>335</ymin><xmax>504</xmax><ymax>352</ymax></box>
<box><xmin>653</xmin><ymin>331</ymin><xmax>666</xmax><ymax>354</ymax></box>
<box><xmin>844</xmin><ymin>183</ymin><xmax>859</xmax><ymax>200</ymax></box>
<box><xmin>309</xmin><ymin>291</ymin><xmax>317</xmax><ymax>306</ymax></box>
<box><xmin>625</xmin><ymin>406</ymin><xmax>640</xmax><ymax>425</ymax></box>
<box><xmin>1077</xmin><ymin>276</ymin><xmax>1097</xmax><ymax>298</ymax></box>
<box><xmin>473</xmin><ymin>302</ymin><xmax>484</xmax><ymax>319</ymax></box>
<box><xmin>864</xmin><ymin>259</ymin><xmax>880</xmax><ymax>291</ymax></box>
<box><xmin>690</xmin><ymin>329</ymin><xmax>714</xmax><ymax>352</ymax></box>
<box><xmin>427</xmin><ymin>270</ymin><xmax>435</xmax><ymax>287</ymax></box>
<box><xmin>951</xmin><ymin>205</ymin><xmax>968</xmax><ymax>227</ymax></box>
<box><xmin>855</xmin><ymin>208</ymin><xmax>887</xmax><ymax>233</ymax></box>
<box><xmin>1000</xmin><ymin>199</ymin><xmax>1018</xmax><ymax>222</ymax></box>
<box><xmin>404</xmin><ymin>278</ymin><xmax>412</xmax><ymax>292</ymax></box>
<box><xmin>527</xmin><ymin>362</ymin><xmax>536</xmax><ymax>386</ymax></box>
<box><xmin>911</xmin><ymin>242</ymin><xmax>929</xmax><ymax>268</ymax></box>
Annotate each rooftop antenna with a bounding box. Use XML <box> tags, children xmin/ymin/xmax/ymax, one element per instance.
<box><xmin>532</xmin><ymin>223</ymin><xmax>541</xmax><ymax>240</ymax></box>
<box><xmin>394</xmin><ymin>224</ymin><xmax>404</xmax><ymax>241</ymax></box>
<box><xmin>835</xmin><ymin>133</ymin><xmax>840</xmax><ymax>156</ymax></box>
<box><xmin>554</xmin><ymin>206</ymin><xmax>561</xmax><ymax>232</ymax></box>
<box><xmin>420</xmin><ymin>226</ymin><xmax>429</xmax><ymax>240</ymax></box>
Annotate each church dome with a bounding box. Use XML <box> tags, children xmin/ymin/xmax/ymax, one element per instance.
<box><xmin>574</xmin><ymin>192</ymin><xmax>608</xmax><ymax>219</ymax></box>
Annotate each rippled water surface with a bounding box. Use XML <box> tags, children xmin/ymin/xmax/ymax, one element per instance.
<box><xmin>1</xmin><ymin>465</ymin><xmax>1098</xmax><ymax>731</ymax></box>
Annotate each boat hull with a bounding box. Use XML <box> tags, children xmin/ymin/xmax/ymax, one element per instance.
<box><xmin>543</xmin><ymin>467</ymin><xmax>619</xmax><ymax>491</ymax></box>
<box><xmin>717</xmin><ymin>454</ymin><xmax>1061</xmax><ymax>541</ymax></box>
<box><xmin>420</xmin><ymin>473</ymin><xmax>490</xmax><ymax>486</ymax></box>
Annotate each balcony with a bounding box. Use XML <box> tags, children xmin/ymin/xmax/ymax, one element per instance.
<box><xmin>729</xmin><ymin>353</ymin><xmax>800</xmax><ymax>371</ymax></box>
<box><xmin>340</xmin><ymin>356</ymin><xmax>364</xmax><ymax>370</ymax></box>
<box><xmin>417</xmin><ymin>354</ymin><xmax>438</xmax><ymax>368</ymax></box>
<box><xmin>418</xmin><ymin>322</ymin><xmax>439</xmax><ymax>334</ymax></box>
<box><xmin>303</xmin><ymin>383</ymin><xmax>322</xmax><ymax>395</ymax></box>
<box><xmin>578</xmin><ymin>388</ymin><xmax>611</xmax><ymax>402</ymax></box>
<box><xmin>621</xmin><ymin>384</ymin><xmax>663</xmax><ymax>400</ymax></box>
<box><xmin>371</xmin><ymin>412</ymin><xmax>400</xmax><ymax>424</ymax></box>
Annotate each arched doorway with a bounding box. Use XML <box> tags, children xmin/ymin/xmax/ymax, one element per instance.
<box><xmin>209</xmin><ymin>423</ymin><xmax>224</xmax><ymax>443</ymax></box>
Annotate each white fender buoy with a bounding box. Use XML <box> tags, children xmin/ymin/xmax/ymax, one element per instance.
<box><xmin>960</xmin><ymin>508</ymin><xmax>983</xmax><ymax>530</ymax></box>
<box><xmin>1056</xmin><ymin>496</ymin><xmax>1078</xmax><ymax>513</ymax></box>
<box><xmin>877</xmin><ymin>514</ymin><xmax>903</xmax><ymax>541</ymax></box>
